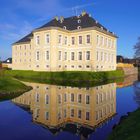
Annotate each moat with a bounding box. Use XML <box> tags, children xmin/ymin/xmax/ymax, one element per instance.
<box><xmin>0</xmin><ymin>75</ymin><xmax>139</xmax><ymax>140</ymax></box>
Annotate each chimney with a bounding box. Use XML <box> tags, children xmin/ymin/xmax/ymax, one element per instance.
<box><xmin>60</xmin><ymin>16</ymin><xmax>64</xmax><ymax>23</ymax></box>
<box><xmin>54</xmin><ymin>16</ymin><xmax>59</xmax><ymax>21</ymax></box>
<box><xmin>81</xmin><ymin>11</ymin><xmax>87</xmax><ymax>16</ymax></box>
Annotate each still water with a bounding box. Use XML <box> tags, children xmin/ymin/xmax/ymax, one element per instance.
<box><xmin>0</xmin><ymin>75</ymin><xmax>139</xmax><ymax>140</ymax></box>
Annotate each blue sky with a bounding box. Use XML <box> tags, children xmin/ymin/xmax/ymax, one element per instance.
<box><xmin>0</xmin><ymin>0</ymin><xmax>140</xmax><ymax>60</ymax></box>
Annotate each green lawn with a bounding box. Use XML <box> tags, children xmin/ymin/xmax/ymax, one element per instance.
<box><xmin>0</xmin><ymin>71</ymin><xmax>32</xmax><ymax>101</ymax></box>
<box><xmin>108</xmin><ymin>109</ymin><xmax>140</xmax><ymax>140</ymax></box>
<box><xmin>5</xmin><ymin>70</ymin><xmax>124</xmax><ymax>87</ymax></box>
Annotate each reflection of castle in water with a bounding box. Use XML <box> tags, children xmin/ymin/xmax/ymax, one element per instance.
<box><xmin>12</xmin><ymin>82</ymin><xmax>116</xmax><ymax>139</ymax></box>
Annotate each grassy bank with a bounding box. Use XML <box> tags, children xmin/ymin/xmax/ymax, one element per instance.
<box><xmin>0</xmin><ymin>71</ymin><xmax>32</xmax><ymax>101</ymax></box>
<box><xmin>108</xmin><ymin>109</ymin><xmax>140</xmax><ymax>140</ymax></box>
<box><xmin>5</xmin><ymin>70</ymin><xmax>125</xmax><ymax>87</ymax></box>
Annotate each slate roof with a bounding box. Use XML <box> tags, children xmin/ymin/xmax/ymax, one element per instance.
<box><xmin>13</xmin><ymin>33</ymin><xmax>33</xmax><ymax>44</ymax></box>
<box><xmin>13</xmin><ymin>12</ymin><xmax>116</xmax><ymax>45</ymax></box>
<box><xmin>37</xmin><ymin>13</ymin><xmax>108</xmax><ymax>31</ymax></box>
<box><xmin>3</xmin><ymin>58</ymin><xmax>12</xmax><ymax>64</ymax></box>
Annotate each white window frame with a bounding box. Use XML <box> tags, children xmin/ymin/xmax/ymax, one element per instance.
<box><xmin>45</xmin><ymin>50</ymin><xmax>50</xmax><ymax>61</ymax></box>
<box><xmin>77</xmin><ymin>109</ymin><xmax>82</xmax><ymax>119</ymax></box>
<box><xmin>58</xmin><ymin>51</ymin><xmax>62</xmax><ymax>61</ymax></box>
<box><xmin>85</xmin><ymin>111</ymin><xmax>90</xmax><ymax>121</ymax></box>
<box><xmin>45</xmin><ymin>111</ymin><xmax>49</xmax><ymax>120</ymax></box>
<box><xmin>71</xmin><ymin>37</ymin><xmax>75</xmax><ymax>45</ymax></box>
<box><xmin>64</xmin><ymin>36</ymin><xmax>68</xmax><ymax>45</ymax></box>
<box><xmin>78</xmin><ymin>51</ymin><xmax>82</xmax><ymax>60</ymax></box>
<box><xmin>86</xmin><ymin>51</ymin><xmax>90</xmax><ymax>60</ymax></box>
<box><xmin>86</xmin><ymin>34</ymin><xmax>91</xmax><ymax>44</ymax></box>
<box><xmin>45</xmin><ymin>94</ymin><xmax>49</xmax><ymax>104</ymax></box>
<box><xmin>85</xmin><ymin>94</ymin><xmax>90</xmax><ymax>104</ymax></box>
<box><xmin>78</xmin><ymin>36</ymin><xmax>82</xmax><ymax>45</ymax></box>
<box><xmin>45</xmin><ymin>33</ymin><xmax>50</xmax><ymax>44</ymax></box>
<box><xmin>58</xmin><ymin>34</ymin><xmax>62</xmax><ymax>45</ymax></box>
<box><xmin>71</xmin><ymin>52</ymin><xmax>75</xmax><ymax>61</ymax></box>
<box><xmin>36</xmin><ymin>51</ymin><xmax>40</xmax><ymax>61</ymax></box>
<box><xmin>71</xmin><ymin>93</ymin><xmax>74</xmax><ymax>102</ymax></box>
<box><xmin>77</xmin><ymin>94</ymin><xmax>82</xmax><ymax>103</ymax></box>
<box><xmin>36</xmin><ymin>35</ymin><xmax>40</xmax><ymax>45</ymax></box>
<box><xmin>64</xmin><ymin>52</ymin><xmax>67</xmax><ymax>61</ymax></box>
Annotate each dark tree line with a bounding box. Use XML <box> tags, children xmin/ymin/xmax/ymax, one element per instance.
<box><xmin>134</xmin><ymin>37</ymin><xmax>140</xmax><ymax>59</ymax></box>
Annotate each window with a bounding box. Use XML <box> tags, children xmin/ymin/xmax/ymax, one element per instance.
<box><xmin>79</xmin><ymin>36</ymin><xmax>82</xmax><ymax>44</ymax></box>
<box><xmin>46</xmin><ymin>65</ymin><xmax>49</xmax><ymax>68</ymax></box>
<box><xmin>36</xmin><ymin>36</ymin><xmax>40</xmax><ymax>45</ymax></box>
<box><xmin>36</xmin><ymin>93</ymin><xmax>40</xmax><ymax>102</ymax></box>
<box><xmin>36</xmin><ymin>51</ymin><xmax>39</xmax><ymax>61</ymax></box>
<box><xmin>58</xmin><ymin>95</ymin><xmax>61</xmax><ymax>104</ymax></box>
<box><xmin>64</xmin><ymin>36</ymin><xmax>67</xmax><ymax>45</ymax></box>
<box><xmin>96</xmin><ymin>94</ymin><xmax>99</xmax><ymax>104</ymax></box>
<box><xmin>104</xmin><ymin>53</ymin><xmax>107</xmax><ymax>62</ymax></box>
<box><xmin>112</xmin><ymin>54</ymin><xmax>114</xmax><ymax>62</ymax></box>
<box><xmin>58</xmin><ymin>111</ymin><xmax>61</xmax><ymax>120</ymax></box>
<box><xmin>78</xmin><ymin>110</ymin><xmax>82</xmax><ymax>119</ymax></box>
<box><xmin>96</xmin><ymin>111</ymin><xmax>98</xmax><ymax>120</ymax></box>
<box><xmin>35</xmin><ymin>109</ymin><xmax>40</xmax><ymax>118</ymax></box>
<box><xmin>86</xmin><ymin>51</ymin><xmax>90</xmax><ymax>60</ymax></box>
<box><xmin>78</xmin><ymin>52</ymin><xmax>82</xmax><ymax>60</ymax></box>
<box><xmin>71</xmin><ymin>52</ymin><xmax>75</xmax><ymax>60</ymax></box>
<box><xmin>71</xmin><ymin>109</ymin><xmax>74</xmax><ymax>117</ymax></box>
<box><xmin>86</xmin><ymin>65</ymin><xmax>90</xmax><ymax>68</ymax></box>
<box><xmin>108</xmin><ymin>39</ymin><xmax>111</xmax><ymax>48</ymax></box>
<box><xmin>99</xmin><ymin>110</ymin><xmax>102</xmax><ymax>118</ymax></box>
<box><xmin>58</xmin><ymin>35</ymin><xmax>62</xmax><ymax>44</ymax></box>
<box><xmin>64</xmin><ymin>52</ymin><xmax>67</xmax><ymax>60</ymax></box>
<box><xmin>86</xmin><ymin>95</ymin><xmax>90</xmax><ymax>104</ymax></box>
<box><xmin>77</xmin><ymin>26</ymin><xmax>81</xmax><ymax>30</ymax></box>
<box><xmin>96</xmin><ymin>51</ymin><xmax>99</xmax><ymax>61</ymax></box>
<box><xmin>78</xmin><ymin>19</ymin><xmax>81</xmax><ymax>23</ymax></box>
<box><xmin>105</xmin><ymin>38</ymin><xmax>107</xmax><ymax>46</ymax></box>
<box><xmin>100</xmin><ymin>36</ymin><xmax>103</xmax><ymax>45</ymax></box>
<box><xmin>45</xmin><ymin>112</ymin><xmax>49</xmax><ymax>120</ymax></box>
<box><xmin>46</xmin><ymin>51</ymin><xmax>49</xmax><ymax>60</ymax></box>
<box><xmin>108</xmin><ymin>54</ymin><xmax>110</xmax><ymax>62</ymax></box>
<box><xmin>78</xmin><ymin>94</ymin><xmax>82</xmax><ymax>103</ymax></box>
<box><xmin>71</xmin><ymin>94</ymin><xmax>74</xmax><ymax>102</ymax></box>
<box><xmin>45</xmin><ymin>94</ymin><xmax>49</xmax><ymax>104</ymax></box>
<box><xmin>97</xmin><ymin>35</ymin><xmax>99</xmax><ymax>45</ymax></box>
<box><xmin>64</xmin><ymin>94</ymin><xmax>67</xmax><ymax>102</ymax></box>
<box><xmin>64</xmin><ymin>109</ymin><xmax>67</xmax><ymax>118</ymax></box>
<box><xmin>86</xmin><ymin>111</ymin><xmax>90</xmax><ymax>120</ymax></box>
<box><xmin>72</xmin><ymin>37</ymin><xmax>75</xmax><ymax>45</ymax></box>
<box><xmin>63</xmin><ymin>26</ymin><xmax>66</xmax><ymax>30</ymax></box>
<box><xmin>87</xmin><ymin>35</ymin><xmax>91</xmax><ymax>44</ymax></box>
<box><xmin>65</xmin><ymin>65</ymin><xmax>67</xmax><ymax>68</ymax></box>
<box><xmin>36</xmin><ymin>65</ymin><xmax>39</xmax><ymax>68</ymax></box>
<box><xmin>46</xmin><ymin>34</ymin><xmax>50</xmax><ymax>44</ymax></box>
<box><xmin>101</xmin><ymin>52</ymin><xmax>103</xmax><ymax>61</ymax></box>
<box><xmin>58</xmin><ymin>51</ymin><xmax>62</xmax><ymax>60</ymax></box>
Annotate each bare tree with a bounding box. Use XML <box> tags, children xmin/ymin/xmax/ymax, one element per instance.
<box><xmin>134</xmin><ymin>37</ymin><xmax>140</xmax><ymax>59</ymax></box>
